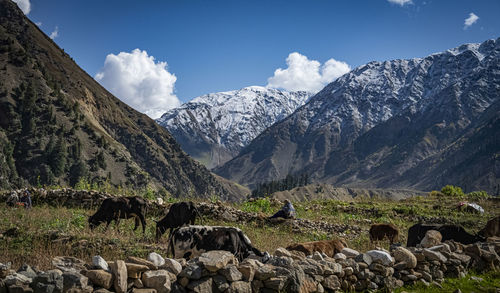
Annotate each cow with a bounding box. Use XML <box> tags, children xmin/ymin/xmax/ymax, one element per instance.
<box><xmin>369</xmin><ymin>223</ymin><xmax>399</xmax><ymax>244</ymax></box>
<box><xmin>169</xmin><ymin>225</ymin><xmax>269</xmax><ymax>262</ymax></box>
<box><xmin>155</xmin><ymin>201</ymin><xmax>203</xmax><ymax>241</ymax></box>
<box><xmin>407</xmin><ymin>223</ymin><xmax>484</xmax><ymax>247</ymax></box>
<box><xmin>286</xmin><ymin>239</ymin><xmax>347</xmax><ymax>257</ymax></box>
<box><xmin>478</xmin><ymin>216</ymin><xmax>500</xmax><ymax>238</ymax></box>
<box><xmin>88</xmin><ymin>196</ymin><xmax>147</xmax><ymax>233</ymax></box>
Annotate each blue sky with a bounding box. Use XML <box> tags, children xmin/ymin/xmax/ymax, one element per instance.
<box><xmin>15</xmin><ymin>0</ymin><xmax>500</xmax><ymax>118</ymax></box>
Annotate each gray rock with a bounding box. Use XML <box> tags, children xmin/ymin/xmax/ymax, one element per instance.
<box><xmin>341</xmin><ymin>248</ymin><xmax>360</xmax><ymax>258</ymax></box>
<box><xmin>110</xmin><ymin>260</ymin><xmax>127</xmax><ymax>293</ymax></box>
<box><xmin>126</xmin><ymin>257</ymin><xmax>157</xmax><ymax>270</ymax></box>
<box><xmin>6</xmin><ymin>285</ymin><xmax>33</xmax><ymax>293</ymax></box>
<box><xmin>366</xmin><ymin>250</ymin><xmax>394</xmax><ymax>266</ymax></box>
<box><xmin>198</xmin><ymin>251</ymin><xmax>236</xmax><ymax>272</ymax></box>
<box><xmin>17</xmin><ymin>265</ymin><xmax>37</xmax><ymax>280</ymax></box>
<box><xmin>237</xmin><ymin>264</ymin><xmax>255</xmax><ymax>282</ymax></box>
<box><xmin>186</xmin><ymin>277</ymin><xmax>212</xmax><ymax>293</ymax></box>
<box><xmin>274</xmin><ymin>247</ymin><xmax>292</xmax><ymax>258</ymax></box>
<box><xmin>31</xmin><ymin>271</ymin><xmax>63</xmax><ymax>293</ymax></box>
<box><xmin>429</xmin><ymin>244</ymin><xmax>451</xmax><ymax>254</ymax></box>
<box><xmin>85</xmin><ymin>270</ymin><xmax>112</xmax><ymax>289</ymax></box>
<box><xmin>268</xmin><ymin>256</ymin><xmax>294</xmax><ymax>268</ymax></box>
<box><xmin>228</xmin><ymin>281</ymin><xmax>251</xmax><ymax>293</ymax></box>
<box><xmin>321</xmin><ymin>275</ymin><xmax>340</xmax><ymax>290</ymax></box>
<box><xmin>5</xmin><ymin>274</ymin><xmax>32</xmax><ymax>286</ymax></box>
<box><xmin>264</xmin><ymin>277</ymin><xmax>287</xmax><ymax>291</ymax></box>
<box><xmin>62</xmin><ymin>272</ymin><xmax>91</xmax><ymax>293</ymax></box>
<box><xmin>212</xmin><ymin>275</ymin><xmax>229</xmax><ymax>292</ymax></box>
<box><xmin>178</xmin><ymin>264</ymin><xmax>202</xmax><ymax>280</ymax></box>
<box><xmin>333</xmin><ymin>253</ymin><xmax>346</xmax><ymax>261</ymax></box>
<box><xmin>219</xmin><ymin>265</ymin><xmax>242</xmax><ymax>282</ymax></box>
<box><xmin>51</xmin><ymin>257</ymin><xmax>86</xmax><ymax>274</ymax></box>
<box><xmin>393</xmin><ymin>247</ymin><xmax>417</xmax><ymax>269</ymax></box>
<box><xmin>160</xmin><ymin>259</ymin><xmax>182</xmax><ymax>275</ymax></box>
<box><xmin>421</xmin><ymin>230</ymin><xmax>442</xmax><ymax>248</ymax></box>
<box><xmin>423</xmin><ymin>249</ymin><xmax>447</xmax><ymax>262</ymax></box>
<box><xmin>147</xmin><ymin>253</ymin><xmax>165</xmax><ymax>268</ymax></box>
<box><xmin>254</xmin><ymin>265</ymin><xmax>275</xmax><ymax>281</ymax></box>
<box><xmin>354</xmin><ymin>253</ymin><xmax>372</xmax><ymax>265</ymax></box>
<box><xmin>141</xmin><ymin>270</ymin><xmax>171</xmax><ymax>293</ymax></box>
<box><xmin>92</xmin><ymin>256</ymin><xmax>109</xmax><ymax>271</ymax></box>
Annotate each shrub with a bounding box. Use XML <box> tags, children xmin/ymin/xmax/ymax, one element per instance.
<box><xmin>241</xmin><ymin>198</ymin><xmax>272</xmax><ymax>213</ymax></box>
<box><xmin>441</xmin><ymin>185</ymin><xmax>464</xmax><ymax>198</ymax></box>
<box><xmin>466</xmin><ymin>191</ymin><xmax>489</xmax><ymax>201</ymax></box>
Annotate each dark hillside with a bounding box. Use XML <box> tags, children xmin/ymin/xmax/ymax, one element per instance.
<box><xmin>0</xmin><ymin>0</ymin><xmax>238</xmax><ymax>200</ymax></box>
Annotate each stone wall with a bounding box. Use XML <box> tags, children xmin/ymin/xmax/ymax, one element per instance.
<box><xmin>1</xmin><ymin>239</ymin><xmax>499</xmax><ymax>293</ymax></box>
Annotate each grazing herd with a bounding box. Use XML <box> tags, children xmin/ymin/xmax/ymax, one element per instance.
<box><xmin>87</xmin><ymin>197</ymin><xmax>500</xmax><ymax>262</ymax></box>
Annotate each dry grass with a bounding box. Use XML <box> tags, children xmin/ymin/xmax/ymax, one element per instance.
<box><xmin>1</xmin><ymin>194</ymin><xmax>498</xmax><ymax>270</ymax></box>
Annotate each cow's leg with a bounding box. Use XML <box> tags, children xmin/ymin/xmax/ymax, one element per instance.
<box><xmin>133</xmin><ymin>216</ymin><xmax>140</xmax><ymax>231</ymax></box>
<box><xmin>105</xmin><ymin>220</ymin><xmax>111</xmax><ymax>231</ymax></box>
<box><xmin>138</xmin><ymin>213</ymin><xmax>146</xmax><ymax>234</ymax></box>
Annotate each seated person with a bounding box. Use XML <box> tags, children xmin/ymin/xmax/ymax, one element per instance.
<box><xmin>20</xmin><ymin>190</ymin><xmax>32</xmax><ymax>209</ymax></box>
<box><xmin>6</xmin><ymin>191</ymin><xmax>19</xmax><ymax>207</ymax></box>
<box><xmin>270</xmin><ymin>199</ymin><xmax>296</xmax><ymax>219</ymax></box>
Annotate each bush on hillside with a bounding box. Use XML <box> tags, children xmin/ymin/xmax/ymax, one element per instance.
<box><xmin>441</xmin><ymin>185</ymin><xmax>465</xmax><ymax>198</ymax></box>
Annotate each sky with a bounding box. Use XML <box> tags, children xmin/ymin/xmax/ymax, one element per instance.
<box><xmin>13</xmin><ymin>0</ymin><xmax>500</xmax><ymax>118</ymax></box>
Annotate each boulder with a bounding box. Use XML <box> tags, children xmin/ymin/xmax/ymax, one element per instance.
<box><xmin>147</xmin><ymin>253</ymin><xmax>165</xmax><ymax>268</ymax></box>
<box><xmin>219</xmin><ymin>265</ymin><xmax>242</xmax><ymax>282</ymax></box>
<box><xmin>274</xmin><ymin>247</ymin><xmax>292</xmax><ymax>258</ymax></box>
<box><xmin>237</xmin><ymin>264</ymin><xmax>255</xmax><ymax>282</ymax></box>
<box><xmin>160</xmin><ymin>259</ymin><xmax>182</xmax><ymax>275</ymax></box>
<box><xmin>423</xmin><ymin>249</ymin><xmax>447</xmax><ymax>262</ymax></box>
<box><xmin>322</xmin><ymin>275</ymin><xmax>340</xmax><ymax>290</ymax></box>
<box><xmin>254</xmin><ymin>265</ymin><xmax>276</xmax><ymax>281</ymax></box>
<box><xmin>0</xmin><ymin>262</ymin><xmax>11</xmax><ymax>278</ymax></box>
<box><xmin>186</xmin><ymin>277</ymin><xmax>212</xmax><ymax>293</ymax></box>
<box><xmin>17</xmin><ymin>265</ymin><xmax>37</xmax><ymax>280</ymax></box>
<box><xmin>178</xmin><ymin>264</ymin><xmax>202</xmax><ymax>280</ymax></box>
<box><xmin>341</xmin><ymin>248</ymin><xmax>360</xmax><ymax>258</ymax></box>
<box><xmin>5</xmin><ymin>274</ymin><xmax>32</xmax><ymax>286</ymax></box>
<box><xmin>228</xmin><ymin>281</ymin><xmax>251</xmax><ymax>293</ymax></box>
<box><xmin>126</xmin><ymin>257</ymin><xmax>157</xmax><ymax>270</ymax></box>
<box><xmin>31</xmin><ymin>270</ymin><xmax>63</xmax><ymax>293</ymax></box>
<box><xmin>366</xmin><ymin>250</ymin><xmax>394</xmax><ymax>266</ymax></box>
<box><xmin>141</xmin><ymin>270</ymin><xmax>171</xmax><ymax>293</ymax></box>
<box><xmin>85</xmin><ymin>270</ymin><xmax>112</xmax><ymax>289</ymax></box>
<box><xmin>264</xmin><ymin>277</ymin><xmax>287</xmax><ymax>291</ymax></box>
<box><xmin>198</xmin><ymin>251</ymin><xmax>237</xmax><ymax>272</ymax></box>
<box><xmin>354</xmin><ymin>253</ymin><xmax>372</xmax><ymax>265</ymax></box>
<box><xmin>421</xmin><ymin>230</ymin><xmax>442</xmax><ymax>248</ymax></box>
<box><xmin>333</xmin><ymin>253</ymin><xmax>346</xmax><ymax>261</ymax></box>
<box><xmin>393</xmin><ymin>247</ymin><xmax>417</xmax><ymax>269</ymax></box>
<box><xmin>125</xmin><ymin>263</ymin><xmax>149</xmax><ymax>279</ymax></box>
<box><xmin>110</xmin><ymin>260</ymin><xmax>127</xmax><ymax>293</ymax></box>
<box><xmin>62</xmin><ymin>272</ymin><xmax>91</xmax><ymax>293</ymax></box>
<box><xmin>92</xmin><ymin>256</ymin><xmax>109</xmax><ymax>271</ymax></box>
<box><xmin>51</xmin><ymin>257</ymin><xmax>86</xmax><ymax>274</ymax></box>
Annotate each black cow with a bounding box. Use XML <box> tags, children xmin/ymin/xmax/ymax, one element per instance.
<box><xmin>169</xmin><ymin>225</ymin><xmax>270</xmax><ymax>262</ymax></box>
<box><xmin>155</xmin><ymin>201</ymin><xmax>203</xmax><ymax>241</ymax></box>
<box><xmin>407</xmin><ymin>223</ymin><xmax>484</xmax><ymax>247</ymax></box>
<box><xmin>88</xmin><ymin>196</ymin><xmax>147</xmax><ymax>233</ymax></box>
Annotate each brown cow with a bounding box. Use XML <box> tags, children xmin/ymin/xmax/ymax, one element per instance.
<box><xmin>286</xmin><ymin>239</ymin><xmax>347</xmax><ymax>257</ymax></box>
<box><xmin>369</xmin><ymin>223</ymin><xmax>399</xmax><ymax>244</ymax></box>
<box><xmin>478</xmin><ymin>216</ymin><xmax>500</xmax><ymax>238</ymax></box>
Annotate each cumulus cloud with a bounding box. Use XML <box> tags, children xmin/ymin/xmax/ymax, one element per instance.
<box><xmin>267</xmin><ymin>52</ymin><xmax>350</xmax><ymax>93</ymax></box>
<box><xmin>464</xmin><ymin>13</ymin><xmax>479</xmax><ymax>29</ymax></box>
<box><xmin>95</xmin><ymin>49</ymin><xmax>180</xmax><ymax>119</ymax></box>
<box><xmin>387</xmin><ymin>0</ymin><xmax>412</xmax><ymax>6</ymax></box>
<box><xmin>49</xmin><ymin>26</ymin><xmax>59</xmax><ymax>39</ymax></box>
<box><xmin>12</xmin><ymin>0</ymin><xmax>30</xmax><ymax>15</ymax></box>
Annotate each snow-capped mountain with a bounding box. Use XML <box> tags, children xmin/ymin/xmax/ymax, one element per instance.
<box><xmin>216</xmin><ymin>38</ymin><xmax>500</xmax><ymax>194</ymax></box>
<box><xmin>157</xmin><ymin>86</ymin><xmax>310</xmax><ymax>168</ymax></box>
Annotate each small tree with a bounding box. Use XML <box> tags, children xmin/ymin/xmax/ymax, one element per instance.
<box><xmin>441</xmin><ymin>185</ymin><xmax>464</xmax><ymax>198</ymax></box>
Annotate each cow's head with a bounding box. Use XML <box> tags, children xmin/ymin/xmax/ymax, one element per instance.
<box><xmin>88</xmin><ymin>215</ymin><xmax>100</xmax><ymax>230</ymax></box>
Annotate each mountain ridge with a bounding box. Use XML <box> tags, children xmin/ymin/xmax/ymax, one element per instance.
<box><xmin>216</xmin><ymin>38</ymin><xmax>500</xmax><ymax>194</ymax></box>
<box><xmin>157</xmin><ymin>86</ymin><xmax>310</xmax><ymax>168</ymax></box>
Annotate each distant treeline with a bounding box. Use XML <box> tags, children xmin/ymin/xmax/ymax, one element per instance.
<box><xmin>251</xmin><ymin>173</ymin><xmax>309</xmax><ymax>198</ymax></box>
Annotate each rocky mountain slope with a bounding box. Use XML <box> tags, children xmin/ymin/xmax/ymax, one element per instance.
<box><xmin>157</xmin><ymin>86</ymin><xmax>309</xmax><ymax>168</ymax></box>
<box><xmin>216</xmin><ymin>38</ymin><xmax>500</xmax><ymax>194</ymax></box>
<box><xmin>0</xmin><ymin>0</ymin><xmax>240</xmax><ymax>200</ymax></box>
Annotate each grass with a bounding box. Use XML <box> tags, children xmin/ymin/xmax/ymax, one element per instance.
<box><xmin>0</xmin><ymin>192</ymin><xmax>499</xmax><ymax>286</ymax></box>
<box><xmin>394</xmin><ymin>271</ymin><xmax>500</xmax><ymax>293</ymax></box>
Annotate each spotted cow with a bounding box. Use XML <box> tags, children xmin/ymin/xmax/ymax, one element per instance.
<box><xmin>169</xmin><ymin>225</ymin><xmax>269</xmax><ymax>262</ymax></box>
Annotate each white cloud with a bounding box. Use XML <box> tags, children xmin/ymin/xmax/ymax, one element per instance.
<box><xmin>12</xmin><ymin>0</ymin><xmax>30</xmax><ymax>15</ymax></box>
<box><xmin>49</xmin><ymin>26</ymin><xmax>58</xmax><ymax>39</ymax></box>
<box><xmin>35</xmin><ymin>21</ymin><xmax>42</xmax><ymax>27</ymax></box>
<box><xmin>95</xmin><ymin>49</ymin><xmax>180</xmax><ymax>119</ymax></box>
<box><xmin>464</xmin><ymin>12</ymin><xmax>479</xmax><ymax>29</ymax></box>
<box><xmin>267</xmin><ymin>52</ymin><xmax>350</xmax><ymax>93</ymax></box>
<box><xmin>387</xmin><ymin>0</ymin><xmax>413</xmax><ymax>6</ymax></box>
